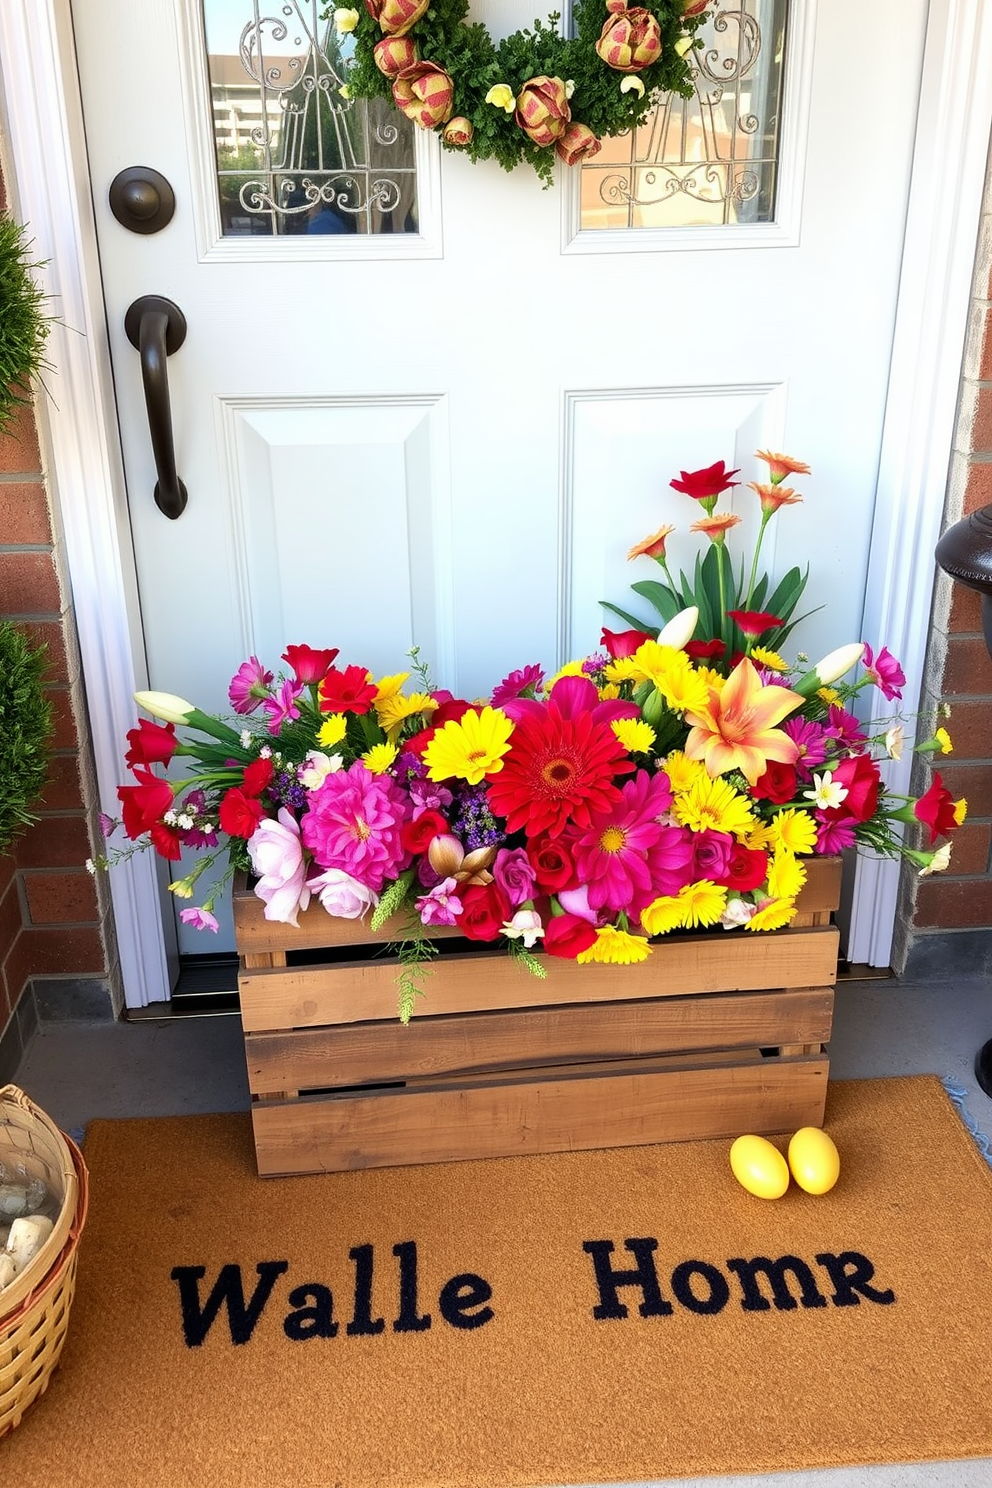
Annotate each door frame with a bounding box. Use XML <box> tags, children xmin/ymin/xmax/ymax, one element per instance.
<box><xmin>1</xmin><ymin>0</ymin><xmax>990</xmax><ymax>1005</ymax></box>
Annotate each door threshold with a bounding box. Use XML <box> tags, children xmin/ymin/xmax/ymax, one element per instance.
<box><xmin>128</xmin><ymin>954</ymin><xmax>240</xmax><ymax>1019</ymax></box>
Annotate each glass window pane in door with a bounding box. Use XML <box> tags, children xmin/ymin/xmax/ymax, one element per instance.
<box><xmin>203</xmin><ymin>0</ymin><xmax>419</xmax><ymax>236</ymax></box>
<box><xmin>579</xmin><ymin>0</ymin><xmax>788</xmax><ymax>231</ymax></box>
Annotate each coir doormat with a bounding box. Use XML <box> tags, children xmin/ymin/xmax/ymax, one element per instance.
<box><xmin>2</xmin><ymin>1074</ymin><xmax>992</xmax><ymax>1487</ymax></box>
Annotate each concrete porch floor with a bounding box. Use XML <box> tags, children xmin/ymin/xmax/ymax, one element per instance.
<box><xmin>11</xmin><ymin>972</ymin><xmax>992</xmax><ymax>1488</ymax></box>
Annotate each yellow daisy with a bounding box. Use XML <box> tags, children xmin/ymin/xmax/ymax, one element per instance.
<box><xmin>661</xmin><ymin>750</ymin><xmax>707</xmax><ymax>794</ymax></box>
<box><xmin>695</xmin><ymin>667</ymin><xmax>726</xmax><ymax>692</ymax></box>
<box><xmin>654</xmin><ymin>653</ymin><xmax>711</xmax><ymax>716</ymax></box>
<box><xmin>423</xmin><ymin>706</ymin><xmax>514</xmax><ymax>785</ymax></box>
<box><xmin>750</xmin><ymin>646</ymin><xmax>789</xmax><ymax>673</ymax></box>
<box><xmin>317</xmin><ymin>713</ymin><xmax>348</xmax><ymax>748</ymax></box>
<box><xmin>375</xmin><ymin>690</ymin><xmax>438</xmax><ymax>740</ymax></box>
<box><xmin>744</xmin><ymin>820</ymin><xmax>776</xmax><ymax>851</ymax></box>
<box><xmin>766</xmin><ymin>849</ymin><xmax>807</xmax><ymax>901</ymax></box>
<box><xmin>677</xmin><ymin>880</ymin><xmax>728</xmax><ymax>928</ymax></box>
<box><xmin>954</xmin><ymin>798</ymin><xmax>968</xmax><ymax>826</ymax></box>
<box><xmin>935</xmin><ymin>727</ymin><xmax>952</xmax><ymax>754</ymax></box>
<box><xmin>373</xmin><ymin>672</ymin><xmax>410</xmax><ymax>705</ymax></box>
<box><xmin>673</xmin><ymin>773</ymin><xmax>756</xmax><ymax>838</ymax></box>
<box><xmin>603</xmin><ymin>657</ymin><xmax>644</xmax><ymax>686</ymax></box>
<box><xmin>598</xmin><ymin>682</ymin><xmax>621</xmax><ymax>700</ymax></box>
<box><xmin>746</xmin><ymin>898</ymin><xmax>798</xmax><ymax>932</ymax></box>
<box><xmin>544</xmin><ymin>660</ymin><xmax>587</xmax><ymax>692</ymax></box>
<box><xmin>639</xmin><ymin>895</ymin><xmax>684</xmax><ymax>936</ymax></box>
<box><xmin>817</xmin><ymin>687</ymin><xmax>840</xmax><ymax>705</ymax></box>
<box><xmin>767</xmin><ymin>808</ymin><xmax>818</xmax><ymax>855</ymax></box>
<box><xmin>577</xmin><ymin>926</ymin><xmax>653</xmax><ymax>964</ymax></box>
<box><xmin>612</xmin><ymin>718</ymin><xmax>656</xmax><ymax>754</ymax></box>
<box><xmin>362</xmin><ymin>742</ymin><xmax>398</xmax><ymax>775</ymax></box>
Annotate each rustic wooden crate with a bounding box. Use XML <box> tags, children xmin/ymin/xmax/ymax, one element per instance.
<box><xmin>234</xmin><ymin>856</ymin><xmax>842</xmax><ymax>1177</ymax></box>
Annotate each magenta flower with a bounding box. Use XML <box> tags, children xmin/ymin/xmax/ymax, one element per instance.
<box><xmin>409</xmin><ymin>777</ymin><xmax>453</xmax><ymax>816</ymax></box>
<box><xmin>262</xmin><ymin>678</ymin><xmax>303</xmax><ymax>735</ymax></box>
<box><xmin>863</xmin><ymin>643</ymin><xmax>906</xmax><ymax>701</ymax></box>
<box><xmin>815</xmin><ymin>815</ymin><xmax>857</xmax><ymax>853</ymax></box>
<box><xmin>493</xmin><ymin>846</ymin><xmax>537</xmax><ymax>908</ymax></box>
<box><xmin>228</xmin><ymin>656</ymin><xmax>274</xmax><ymax>714</ymax></box>
<box><xmin>490</xmin><ymin>664</ymin><xmax>546</xmax><ymax>708</ymax></box>
<box><xmin>301</xmin><ymin>761</ymin><xmax>411</xmax><ymax>892</ymax></box>
<box><xmin>98</xmin><ymin>811</ymin><xmax>117</xmax><ymax>838</ymax></box>
<box><xmin>782</xmin><ymin>717</ymin><xmax>830</xmax><ymax>778</ymax></box>
<box><xmin>416</xmin><ymin>877</ymin><xmax>464</xmax><ymax>927</ymax></box>
<box><xmin>826</xmin><ymin>704</ymin><xmax>868</xmax><ymax>747</ymax></box>
<box><xmin>689</xmin><ymin>829</ymin><xmax>734</xmax><ymax>881</ymax></box>
<box><xmin>573</xmin><ymin>769</ymin><xmax>693</xmax><ymax>916</ymax></box>
<box><xmin>179</xmin><ymin>906</ymin><xmax>220</xmax><ymax>933</ymax></box>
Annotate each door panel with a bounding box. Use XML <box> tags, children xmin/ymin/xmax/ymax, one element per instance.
<box><xmin>71</xmin><ymin>0</ymin><xmax>929</xmax><ymax>964</ymax></box>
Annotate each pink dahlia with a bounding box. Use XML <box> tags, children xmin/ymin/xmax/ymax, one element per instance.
<box><xmin>228</xmin><ymin>656</ymin><xmax>274</xmax><ymax>714</ymax></box>
<box><xmin>572</xmin><ymin>769</ymin><xmax>693</xmax><ymax>916</ymax></box>
<box><xmin>300</xmin><ymin>760</ymin><xmax>411</xmax><ymax>892</ymax></box>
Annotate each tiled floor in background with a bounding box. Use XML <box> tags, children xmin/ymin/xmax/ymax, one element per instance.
<box><xmin>12</xmin><ymin>972</ymin><xmax>992</xmax><ymax>1488</ymax></box>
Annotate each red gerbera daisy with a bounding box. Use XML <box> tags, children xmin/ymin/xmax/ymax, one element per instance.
<box><xmin>485</xmin><ymin>700</ymin><xmax>633</xmax><ymax>838</ymax></box>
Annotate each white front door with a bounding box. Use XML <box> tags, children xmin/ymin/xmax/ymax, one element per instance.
<box><xmin>68</xmin><ymin>0</ymin><xmax>932</xmax><ymax>984</ymax></box>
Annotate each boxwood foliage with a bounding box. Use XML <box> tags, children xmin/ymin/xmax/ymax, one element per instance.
<box><xmin>0</xmin><ymin>622</ymin><xmax>54</xmax><ymax>852</ymax></box>
<box><xmin>0</xmin><ymin>214</ymin><xmax>51</xmax><ymax>434</ymax></box>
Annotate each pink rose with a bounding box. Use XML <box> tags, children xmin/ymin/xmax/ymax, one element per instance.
<box><xmin>493</xmin><ymin>847</ymin><xmax>537</xmax><ymax>909</ymax></box>
<box><xmin>515</xmin><ymin>75</ymin><xmax>570</xmax><ymax>147</ymax></box>
<box><xmin>595</xmin><ymin>7</ymin><xmax>663</xmax><ymax>71</ymax></box>
<box><xmin>308</xmin><ymin>867</ymin><xmax>378</xmax><ymax>920</ymax></box>
<box><xmin>248</xmin><ymin>808</ymin><xmax>311</xmax><ymax>926</ymax></box>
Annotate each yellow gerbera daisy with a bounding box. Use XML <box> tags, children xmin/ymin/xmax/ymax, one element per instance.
<box><xmin>598</xmin><ymin>682</ymin><xmax>621</xmax><ymax>700</ymax></box>
<box><xmin>744</xmin><ymin>821</ymin><xmax>776</xmax><ymax>851</ymax></box>
<box><xmin>767</xmin><ymin>808</ymin><xmax>818</xmax><ymax>855</ymax></box>
<box><xmin>317</xmin><ymin>713</ymin><xmax>348</xmax><ymax>748</ymax></box>
<box><xmin>766</xmin><ymin>849</ymin><xmax>807</xmax><ymax>901</ymax></box>
<box><xmin>954</xmin><ymin>798</ymin><xmax>968</xmax><ymax>826</ymax></box>
<box><xmin>375</xmin><ymin>690</ymin><xmax>438</xmax><ymax>740</ymax></box>
<box><xmin>747</xmin><ymin>898</ymin><xmax>798</xmax><ymax>932</ymax></box>
<box><xmin>362</xmin><ymin>742</ymin><xmax>398</xmax><ymax>775</ymax></box>
<box><xmin>654</xmin><ymin>653</ymin><xmax>711</xmax><ymax>716</ymax></box>
<box><xmin>577</xmin><ymin>926</ymin><xmax>653</xmax><ymax>964</ymax></box>
<box><xmin>750</xmin><ymin>646</ymin><xmax>789</xmax><ymax>673</ymax></box>
<box><xmin>661</xmin><ymin>750</ymin><xmax>707</xmax><ymax>794</ymax></box>
<box><xmin>373</xmin><ymin>672</ymin><xmax>410</xmax><ymax>705</ymax></box>
<box><xmin>817</xmin><ymin>687</ymin><xmax>840</xmax><ymax>705</ymax></box>
<box><xmin>612</xmin><ymin>718</ymin><xmax>656</xmax><ymax>754</ymax></box>
<box><xmin>677</xmin><ymin>880</ymin><xmax>728</xmax><ymax>928</ymax></box>
<box><xmin>423</xmin><ymin>706</ymin><xmax>514</xmax><ymax>785</ymax></box>
<box><xmin>673</xmin><ymin>773</ymin><xmax>756</xmax><ymax>838</ymax></box>
<box><xmin>695</xmin><ymin>667</ymin><xmax>725</xmax><ymax>692</ymax></box>
<box><xmin>935</xmin><ymin>727</ymin><xmax>952</xmax><ymax>754</ymax></box>
<box><xmin>544</xmin><ymin>660</ymin><xmax>587</xmax><ymax>692</ymax></box>
<box><xmin>639</xmin><ymin>895</ymin><xmax>684</xmax><ymax>936</ymax></box>
<box><xmin>603</xmin><ymin>657</ymin><xmax>643</xmax><ymax>686</ymax></box>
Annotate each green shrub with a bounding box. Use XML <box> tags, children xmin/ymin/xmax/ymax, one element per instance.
<box><xmin>0</xmin><ymin>214</ymin><xmax>51</xmax><ymax>434</ymax></box>
<box><xmin>0</xmin><ymin>622</ymin><xmax>53</xmax><ymax>852</ymax></box>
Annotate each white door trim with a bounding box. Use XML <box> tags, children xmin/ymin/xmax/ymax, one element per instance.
<box><xmin>0</xmin><ymin>0</ymin><xmax>989</xmax><ymax>1006</ymax></box>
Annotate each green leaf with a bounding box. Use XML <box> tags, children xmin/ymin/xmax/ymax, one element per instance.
<box><xmin>630</xmin><ymin>579</ymin><xmax>682</xmax><ymax>625</ymax></box>
<box><xmin>600</xmin><ymin>600</ymin><xmax>659</xmax><ymax>636</ymax></box>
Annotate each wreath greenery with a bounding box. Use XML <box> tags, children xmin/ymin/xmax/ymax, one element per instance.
<box><xmin>0</xmin><ymin>215</ymin><xmax>52</xmax><ymax>435</ymax></box>
<box><xmin>335</xmin><ymin>0</ymin><xmax>708</xmax><ymax>186</ymax></box>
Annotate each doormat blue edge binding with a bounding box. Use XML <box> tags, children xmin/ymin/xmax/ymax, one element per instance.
<box><xmin>942</xmin><ymin>1078</ymin><xmax>992</xmax><ymax>1170</ymax></box>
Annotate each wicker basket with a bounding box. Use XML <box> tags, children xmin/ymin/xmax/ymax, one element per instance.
<box><xmin>0</xmin><ymin>1086</ymin><xmax>89</xmax><ymax>1438</ymax></box>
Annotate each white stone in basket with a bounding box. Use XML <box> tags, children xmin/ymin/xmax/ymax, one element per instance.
<box><xmin>6</xmin><ymin>1215</ymin><xmax>54</xmax><ymax>1276</ymax></box>
<box><xmin>0</xmin><ymin>1251</ymin><xmax>15</xmax><ymax>1290</ymax></box>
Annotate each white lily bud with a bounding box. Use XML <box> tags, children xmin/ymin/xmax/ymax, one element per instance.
<box><xmin>793</xmin><ymin>642</ymin><xmax>865</xmax><ymax>697</ymax></box>
<box><xmin>657</xmin><ymin>606</ymin><xmax>698</xmax><ymax>651</ymax></box>
<box><xmin>133</xmin><ymin>689</ymin><xmax>195</xmax><ymax>724</ymax></box>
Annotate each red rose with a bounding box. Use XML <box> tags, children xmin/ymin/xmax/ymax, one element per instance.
<box><xmin>218</xmin><ymin>786</ymin><xmax>265</xmax><ymax>839</ymax></box>
<box><xmin>601</xmin><ymin>626</ymin><xmax>653</xmax><ymax>660</ymax></box>
<box><xmin>914</xmin><ymin>773</ymin><xmax>960</xmax><ymax>845</ymax></box>
<box><xmin>526</xmin><ymin>833</ymin><xmax>576</xmax><ymax>893</ymax></box>
<box><xmin>752</xmin><ymin>762</ymin><xmax>797</xmax><ymax>805</ymax></box>
<box><xmin>401</xmin><ymin>809</ymin><xmax>449</xmax><ymax>855</ymax></box>
<box><xmin>544</xmin><ymin>913</ymin><xmax>598</xmax><ymax>959</ymax></box>
<box><xmin>281</xmin><ymin>644</ymin><xmax>339</xmax><ymax>684</ymax></box>
<box><xmin>242</xmin><ymin>756</ymin><xmax>274</xmax><ymax>797</ymax></box>
<box><xmin>118</xmin><ymin>767</ymin><xmax>174</xmax><ymax>839</ymax></box>
<box><xmin>685</xmin><ymin>639</ymin><xmax>726</xmax><ymax>663</ymax></box>
<box><xmin>149</xmin><ymin>821</ymin><xmax>182</xmax><ymax>861</ymax></box>
<box><xmin>124</xmin><ymin>718</ymin><xmax>177</xmax><ymax>769</ymax></box>
<box><xmin>718</xmin><ymin>845</ymin><xmax>768</xmax><ymax>893</ymax></box>
<box><xmin>456</xmin><ymin>883</ymin><xmax>511</xmax><ymax>942</ymax></box>
<box><xmin>318</xmin><ymin>664</ymin><xmax>377</xmax><ymax>715</ymax></box>
<box><xmin>670</xmin><ymin>460</ymin><xmax>740</xmax><ymax>502</ymax></box>
<box><xmin>403</xmin><ymin>698</ymin><xmax>474</xmax><ymax>756</ymax></box>
<box><xmin>823</xmin><ymin>753</ymin><xmax>880</xmax><ymax>824</ymax></box>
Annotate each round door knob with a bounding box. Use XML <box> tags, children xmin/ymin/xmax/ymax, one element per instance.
<box><xmin>109</xmin><ymin>167</ymin><xmax>176</xmax><ymax>235</ymax></box>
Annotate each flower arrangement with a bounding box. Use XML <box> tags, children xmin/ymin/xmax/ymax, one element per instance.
<box><xmin>92</xmin><ymin>451</ymin><xmax>965</xmax><ymax>1021</ymax></box>
<box><xmin>332</xmin><ymin>0</ymin><xmax>708</xmax><ymax>186</ymax></box>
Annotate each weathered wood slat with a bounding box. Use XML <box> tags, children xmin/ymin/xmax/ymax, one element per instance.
<box><xmin>244</xmin><ymin>986</ymin><xmax>835</xmax><ymax>1095</ymax></box>
<box><xmin>250</xmin><ymin>1055</ymin><xmax>829</xmax><ymax>1176</ymax></box>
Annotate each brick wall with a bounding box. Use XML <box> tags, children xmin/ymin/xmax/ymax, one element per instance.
<box><xmin>893</xmin><ymin>155</ymin><xmax>992</xmax><ymax>979</ymax></box>
<box><xmin>0</xmin><ymin>168</ymin><xmax>114</xmax><ymax>1080</ymax></box>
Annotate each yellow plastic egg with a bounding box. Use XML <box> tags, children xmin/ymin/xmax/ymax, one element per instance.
<box><xmin>729</xmin><ymin>1134</ymin><xmax>790</xmax><ymax>1199</ymax></box>
<box><xmin>787</xmin><ymin>1126</ymin><xmax>840</xmax><ymax>1194</ymax></box>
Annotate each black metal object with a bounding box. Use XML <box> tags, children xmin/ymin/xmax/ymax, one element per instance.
<box><xmin>934</xmin><ymin>501</ymin><xmax>992</xmax><ymax>1095</ymax></box>
<box><xmin>109</xmin><ymin>167</ymin><xmax>176</xmax><ymax>234</ymax></box>
<box><xmin>124</xmin><ymin>295</ymin><xmax>188</xmax><ymax>520</ymax></box>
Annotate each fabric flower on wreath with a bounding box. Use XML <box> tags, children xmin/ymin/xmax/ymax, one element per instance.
<box><xmin>392</xmin><ymin>62</ymin><xmax>455</xmax><ymax>129</ymax></box>
<box><xmin>364</xmin><ymin>0</ymin><xmax>429</xmax><ymax>36</ymax></box>
<box><xmin>515</xmin><ymin>76</ymin><xmax>571</xmax><ymax>147</ymax></box>
<box><xmin>595</xmin><ymin>2</ymin><xmax>663</xmax><ymax>72</ymax></box>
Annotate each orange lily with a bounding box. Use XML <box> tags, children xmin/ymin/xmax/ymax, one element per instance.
<box><xmin>683</xmin><ymin>658</ymin><xmax>802</xmax><ymax>785</ymax></box>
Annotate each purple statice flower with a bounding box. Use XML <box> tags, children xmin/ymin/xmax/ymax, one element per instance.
<box><xmin>178</xmin><ymin>789</ymin><xmax>218</xmax><ymax>848</ymax></box>
<box><xmin>815</xmin><ymin>815</ymin><xmax>857</xmax><ymax>853</ymax></box>
<box><xmin>262</xmin><ymin>678</ymin><xmax>303</xmax><ymax>735</ymax></box>
<box><xmin>863</xmin><ymin>643</ymin><xmax>906</xmax><ymax>701</ymax></box>
<box><xmin>228</xmin><ymin>656</ymin><xmax>274</xmax><ymax>714</ymax></box>
<box><xmin>409</xmin><ymin>776</ymin><xmax>453</xmax><ymax>818</ymax></box>
<box><xmin>394</xmin><ymin>750</ymin><xmax>427</xmax><ymax>786</ymax></box>
<box><xmin>490</xmin><ymin>664</ymin><xmax>546</xmax><ymax>708</ymax></box>
<box><xmin>416</xmin><ymin>877</ymin><xmax>464</xmax><ymax>927</ymax></box>
<box><xmin>451</xmin><ymin>785</ymin><xmax>504</xmax><ymax>851</ymax></box>
<box><xmin>826</xmin><ymin>703</ymin><xmax>868</xmax><ymax>747</ymax></box>
<box><xmin>269</xmin><ymin>769</ymin><xmax>308</xmax><ymax>813</ymax></box>
<box><xmin>782</xmin><ymin>717</ymin><xmax>830</xmax><ymax>778</ymax></box>
<box><xmin>582</xmin><ymin>653</ymin><xmax>610</xmax><ymax>677</ymax></box>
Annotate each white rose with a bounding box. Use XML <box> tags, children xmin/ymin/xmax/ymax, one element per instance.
<box><xmin>308</xmin><ymin>868</ymin><xmax>379</xmax><ymax>920</ymax></box>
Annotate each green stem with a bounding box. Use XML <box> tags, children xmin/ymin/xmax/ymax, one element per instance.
<box><xmin>716</xmin><ymin>542</ymin><xmax>728</xmax><ymax>645</ymax></box>
<box><xmin>744</xmin><ymin>510</ymin><xmax>772</xmax><ymax>611</ymax></box>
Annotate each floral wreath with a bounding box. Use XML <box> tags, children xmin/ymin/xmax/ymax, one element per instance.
<box><xmin>332</xmin><ymin>0</ymin><xmax>709</xmax><ymax>186</ymax></box>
